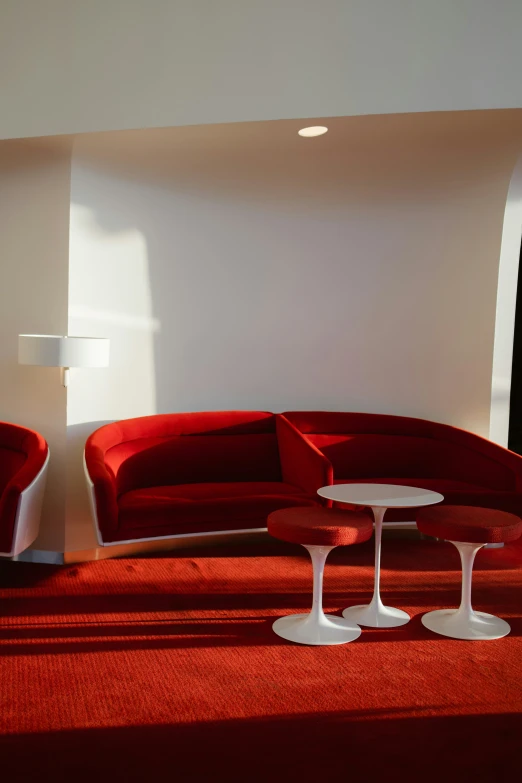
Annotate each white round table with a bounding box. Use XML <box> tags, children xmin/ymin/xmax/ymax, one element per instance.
<box><xmin>317</xmin><ymin>484</ymin><xmax>444</xmax><ymax>628</ymax></box>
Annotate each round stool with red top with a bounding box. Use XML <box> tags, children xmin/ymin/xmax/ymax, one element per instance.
<box><xmin>267</xmin><ymin>506</ymin><xmax>373</xmax><ymax>645</ymax></box>
<box><xmin>416</xmin><ymin>505</ymin><xmax>522</xmax><ymax>640</ymax></box>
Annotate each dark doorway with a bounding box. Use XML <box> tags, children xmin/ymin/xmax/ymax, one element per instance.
<box><xmin>508</xmin><ymin>241</ymin><xmax>522</xmax><ymax>453</ymax></box>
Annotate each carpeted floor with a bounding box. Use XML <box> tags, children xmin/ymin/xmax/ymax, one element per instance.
<box><xmin>0</xmin><ymin>535</ymin><xmax>521</xmax><ymax>782</ymax></box>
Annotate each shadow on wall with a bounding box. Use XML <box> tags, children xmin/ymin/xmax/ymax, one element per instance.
<box><xmin>69</xmin><ymin>110</ymin><xmax>522</xmax><ymax>428</ymax></box>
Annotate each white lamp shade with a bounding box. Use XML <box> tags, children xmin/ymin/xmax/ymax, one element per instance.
<box><xmin>18</xmin><ymin>335</ymin><xmax>110</xmax><ymax>368</ymax></box>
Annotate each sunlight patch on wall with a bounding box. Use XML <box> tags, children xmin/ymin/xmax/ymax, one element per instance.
<box><xmin>67</xmin><ymin>202</ymin><xmax>157</xmax><ymax>426</ymax></box>
<box><xmin>69</xmin><ymin>304</ymin><xmax>160</xmax><ymax>333</ymax></box>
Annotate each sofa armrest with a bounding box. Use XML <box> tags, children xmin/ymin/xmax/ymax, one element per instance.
<box><xmin>442</xmin><ymin>425</ymin><xmax>522</xmax><ymax>492</ymax></box>
<box><xmin>501</xmin><ymin>451</ymin><xmax>522</xmax><ymax>492</ymax></box>
<box><xmin>84</xmin><ymin>445</ymin><xmax>119</xmax><ymax>541</ymax></box>
<box><xmin>276</xmin><ymin>415</ymin><xmax>333</xmax><ymax>502</ymax></box>
<box><xmin>0</xmin><ymin>436</ymin><xmax>48</xmax><ymax>555</ymax></box>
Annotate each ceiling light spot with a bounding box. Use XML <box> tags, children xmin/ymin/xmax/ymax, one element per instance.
<box><xmin>298</xmin><ymin>126</ymin><xmax>328</xmax><ymax>138</ymax></box>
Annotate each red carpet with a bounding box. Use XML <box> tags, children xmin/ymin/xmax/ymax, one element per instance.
<box><xmin>1</xmin><ymin>536</ymin><xmax>521</xmax><ymax>782</ymax></box>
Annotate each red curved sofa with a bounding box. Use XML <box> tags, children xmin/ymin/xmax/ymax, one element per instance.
<box><xmin>84</xmin><ymin>409</ymin><xmax>522</xmax><ymax>545</ymax></box>
<box><xmin>84</xmin><ymin>411</ymin><xmax>329</xmax><ymax>545</ymax></box>
<box><xmin>283</xmin><ymin>411</ymin><xmax>522</xmax><ymax>522</ymax></box>
<box><xmin>0</xmin><ymin>422</ymin><xmax>49</xmax><ymax>556</ymax></box>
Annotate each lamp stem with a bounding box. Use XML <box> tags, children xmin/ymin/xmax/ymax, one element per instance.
<box><xmin>62</xmin><ymin>367</ymin><xmax>70</xmax><ymax>387</ymax></box>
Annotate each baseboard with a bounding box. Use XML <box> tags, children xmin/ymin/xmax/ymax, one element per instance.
<box><xmin>63</xmin><ymin>529</ymin><xmax>271</xmax><ymax>564</ymax></box>
<box><xmin>64</xmin><ymin>526</ymin><xmax>423</xmax><ymax>563</ymax></box>
<box><xmin>14</xmin><ymin>549</ymin><xmax>64</xmax><ymax>565</ymax></box>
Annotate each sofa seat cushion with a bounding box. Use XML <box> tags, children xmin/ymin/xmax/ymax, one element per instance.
<box><xmin>117</xmin><ymin>482</ymin><xmax>317</xmax><ymax>539</ymax></box>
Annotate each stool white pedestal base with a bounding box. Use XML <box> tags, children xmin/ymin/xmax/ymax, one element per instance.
<box><xmin>272</xmin><ymin>544</ymin><xmax>361</xmax><ymax>646</ymax></box>
<box><xmin>342</xmin><ymin>600</ymin><xmax>410</xmax><ymax>628</ymax></box>
<box><xmin>421</xmin><ymin>540</ymin><xmax>511</xmax><ymax>641</ymax></box>
<box><xmin>342</xmin><ymin>507</ymin><xmax>410</xmax><ymax>628</ymax></box>
<box><xmin>273</xmin><ymin>612</ymin><xmax>361</xmax><ymax>645</ymax></box>
<box><xmin>422</xmin><ymin>608</ymin><xmax>510</xmax><ymax>640</ymax></box>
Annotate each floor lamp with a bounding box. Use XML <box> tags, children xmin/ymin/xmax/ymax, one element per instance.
<box><xmin>18</xmin><ymin>335</ymin><xmax>110</xmax><ymax>386</ymax></box>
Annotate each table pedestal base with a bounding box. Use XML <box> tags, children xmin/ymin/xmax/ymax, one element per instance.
<box><xmin>342</xmin><ymin>602</ymin><xmax>410</xmax><ymax>628</ymax></box>
<box><xmin>342</xmin><ymin>505</ymin><xmax>411</xmax><ymax>628</ymax></box>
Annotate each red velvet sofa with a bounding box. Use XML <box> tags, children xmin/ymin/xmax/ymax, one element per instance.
<box><xmin>85</xmin><ymin>409</ymin><xmax>522</xmax><ymax>545</ymax></box>
<box><xmin>84</xmin><ymin>411</ymin><xmax>328</xmax><ymax>545</ymax></box>
<box><xmin>0</xmin><ymin>421</ymin><xmax>49</xmax><ymax>556</ymax></box>
<box><xmin>283</xmin><ymin>411</ymin><xmax>522</xmax><ymax>523</ymax></box>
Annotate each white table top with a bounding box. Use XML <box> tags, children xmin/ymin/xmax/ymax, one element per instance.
<box><xmin>317</xmin><ymin>483</ymin><xmax>444</xmax><ymax>509</ymax></box>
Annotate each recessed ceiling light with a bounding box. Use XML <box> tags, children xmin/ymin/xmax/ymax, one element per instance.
<box><xmin>298</xmin><ymin>126</ymin><xmax>328</xmax><ymax>138</ymax></box>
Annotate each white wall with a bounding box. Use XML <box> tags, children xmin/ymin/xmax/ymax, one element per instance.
<box><xmin>0</xmin><ymin>139</ymin><xmax>71</xmax><ymax>551</ymax></box>
<box><xmin>2</xmin><ymin>0</ymin><xmax>522</xmax><ymax>141</ymax></box>
<box><xmin>64</xmin><ymin>110</ymin><xmax>522</xmax><ymax>551</ymax></box>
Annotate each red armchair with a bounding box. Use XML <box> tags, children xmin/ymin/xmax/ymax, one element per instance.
<box><xmin>84</xmin><ymin>411</ymin><xmax>328</xmax><ymax>545</ymax></box>
<box><xmin>0</xmin><ymin>422</ymin><xmax>49</xmax><ymax>556</ymax></box>
<box><xmin>283</xmin><ymin>411</ymin><xmax>522</xmax><ymax>523</ymax></box>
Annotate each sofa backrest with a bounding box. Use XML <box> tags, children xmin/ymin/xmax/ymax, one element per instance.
<box><xmin>284</xmin><ymin>412</ymin><xmax>517</xmax><ymax>491</ymax></box>
<box><xmin>92</xmin><ymin>412</ymin><xmax>282</xmax><ymax>495</ymax></box>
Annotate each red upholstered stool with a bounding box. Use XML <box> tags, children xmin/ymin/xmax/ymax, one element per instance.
<box><xmin>416</xmin><ymin>506</ymin><xmax>522</xmax><ymax>640</ymax></box>
<box><xmin>268</xmin><ymin>506</ymin><xmax>373</xmax><ymax>645</ymax></box>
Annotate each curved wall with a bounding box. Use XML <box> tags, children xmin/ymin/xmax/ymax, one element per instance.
<box><xmin>64</xmin><ymin>110</ymin><xmax>522</xmax><ymax>553</ymax></box>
